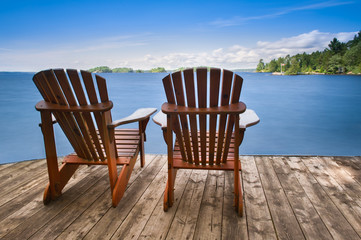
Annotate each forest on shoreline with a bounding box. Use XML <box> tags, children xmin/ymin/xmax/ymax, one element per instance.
<box><xmin>257</xmin><ymin>31</ymin><xmax>361</xmax><ymax>75</ymax></box>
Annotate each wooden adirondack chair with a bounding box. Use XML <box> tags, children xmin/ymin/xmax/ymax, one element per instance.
<box><xmin>34</xmin><ymin>69</ymin><xmax>156</xmax><ymax>207</ymax></box>
<box><xmin>153</xmin><ymin>67</ymin><xmax>259</xmax><ymax>216</ymax></box>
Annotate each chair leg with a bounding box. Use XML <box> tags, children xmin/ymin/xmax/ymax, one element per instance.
<box><xmin>164</xmin><ymin>181</ymin><xmax>170</xmax><ymax>212</ymax></box>
<box><xmin>164</xmin><ymin>168</ymin><xmax>177</xmax><ymax>211</ymax></box>
<box><xmin>112</xmin><ymin>156</ymin><xmax>137</xmax><ymax>207</ymax></box>
<box><xmin>234</xmin><ymin>168</ymin><xmax>243</xmax><ymax>217</ymax></box>
<box><xmin>43</xmin><ymin>163</ymin><xmax>79</xmax><ymax>204</ymax></box>
<box><xmin>43</xmin><ymin>183</ymin><xmax>52</xmax><ymax>205</ymax></box>
<box><xmin>139</xmin><ymin>133</ymin><xmax>145</xmax><ymax>168</ymax></box>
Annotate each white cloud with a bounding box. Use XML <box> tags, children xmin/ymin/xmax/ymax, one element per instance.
<box><xmin>127</xmin><ymin>30</ymin><xmax>357</xmax><ymax>69</ymax></box>
<box><xmin>0</xmin><ymin>30</ymin><xmax>358</xmax><ymax>71</ymax></box>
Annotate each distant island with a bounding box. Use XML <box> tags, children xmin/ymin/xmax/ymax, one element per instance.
<box><xmin>88</xmin><ymin>66</ymin><xmax>256</xmax><ymax>73</ymax></box>
<box><xmin>256</xmin><ymin>31</ymin><xmax>361</xmax><ymax>75</ymax></box>
<box><xmin>88</xmin><ymin>66</ymin><xmax>166</xmax><ymax>73</ymax></box>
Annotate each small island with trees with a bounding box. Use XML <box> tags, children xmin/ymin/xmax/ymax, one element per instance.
<box><xmin>88</xmin><ymin>66</ymin><xmax>167</xmax><ymax>73</ymax></box>
<box><xmin>256</xmin><ymin>31</ymin><xmax>361</xmax><ymax>75</ymax></box>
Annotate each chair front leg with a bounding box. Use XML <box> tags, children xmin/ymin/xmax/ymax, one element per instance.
<box><xmin>40</xmin><ymin>111</ymin><xmax>62</xmax><ymax>204</ymax></box>
<box><xmin>139</xmin><ymin>118</ymin><xmax>150</xmax><ymax>167</ymax></box>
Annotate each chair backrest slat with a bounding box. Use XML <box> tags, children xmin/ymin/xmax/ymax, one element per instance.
<box><xmin>81</xmin><ymin>70</ymin><xmax>108</xmax><ymax>161</ymax></box>
<box><xmin>222</xmin><ymin>74</ymin><xmax>243</xmax><ymax>161</ymax></box>
<box><xmin>66</xmin><ymin>69</ymin><xmax>105</xmax><ymax>161</ymax></box>
<box><xmin>163</xmin><ymin>75</ymin><xmax>188</xmax><ymax>162</ymax></box>
<box><xmin>172</xmin><ymin>71</ymin><xmax>193</xmax><ymax>163</ymax></box>
<box><xmin>162</xmin><ymin>67</ymin><xmax>243</xmax><ymax>166</ymax></box>
<box><xmin>209</xmin><ymin>68</ymin><xmax>221</xmax><ymax>165</ymax></box>
<box><xmin>54</xmin><ymin>69</ymin><xmax>99</xmax><ymax>161</ymax></box>
<box><xmin>215</xmin><ymin>69</ymin><xmax>234</xmax><ymax>164</ymax></box>
<box><xmin>183</xmin><ymin>69</ymin><xmax>199</xmax><ymax>164</ymax></box>
<box><xmin>196</xmin><ymin>68</ymin><xmax>208</xmax><ymax>165</ymax></box>
<box><xmin>36</xmin><ymin>70</ymin><xmax>90</xmax><ymax>159</ymax></box>
<box><xmin>33</xmin><ymin>69</ymin><xmax>113</xmax><ymax>162</ymax></box>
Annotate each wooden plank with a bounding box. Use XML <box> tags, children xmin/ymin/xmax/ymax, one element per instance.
<box><xmin>110</xmin><ymin>158</ymin><xmax>169</xmax><ymax>239</ymax></box>
<box><xmin>319</xmin><ymin>156</ymin><xmax>361</xmax><ymax>207</ymax></box>
<box><xmin>0</xmin><ymin>162</ymin><xmax>15</xmax><ymax>171</ymax></box>
<box><xmin>138</xmin><ymin>168</ymin><xmax>193</xmax><ymax>239</ymax></box>
<box><xmin>83</xmin><ymin>155</ymin><xmax>166</xmax><ymax>240</ymax></box>
<box><xmin>222</xmin><ymin>171</ymin><xmax>248</xmax><ymax>239</ymax></box>
<box><xmin>193</xmin><ymin>170</ymin><xmax>224</xmax><ymax>240</ymax></box>
<box><xmin>271</xmin><ymin>156</ymin><xmax>332</xmax><ymax>240</ymax></box>
<box><xmin>1</xmin><ymin>155</ymin><xmax>360</xmax><ymax>240</ymax></box>
<box><xmin>56</xmin><ymin>155</ymin><xmax>157</xmax><ymax>239</ymax></box>
<box><xmin>0</xmin><ymin>170</ymin><xmax>48</xmax><ymax>221</ymax></box>
<box><xmin>236</xmin><ymin>156</ymin><xmax>278</xmax><ymax>239</ymax></box>
<box><xmin>0</xmin><ymin>161</ymin><xmax>29</xmax><ymax>178</ymax></box>
<box><xmin>0</xmin><ymin>165</ymin><xmax>105</xmax><ymax>239</ymax></box>
<box><xmin>165</xmin><ymin>170</ymin><xmax>208</xmax><ymax>240</ymax></box>
<box><xmin>333</xmin><ymin>156</ymin><xmax>361</xmax><ymax>183</ymax></box>
<box><xmin>0</xmin><ymin>160</ymin><xmax>46</xmax><ymax>193</ymax></box>
<box><xmin>28</xmin><ymin>176</ymin><xmax>109</xmax><ymax>239</ymax></box>
<box><xmin>255</xmin><ymin>156</ymin><xmax>305</xmax><ymax>240</ymax></box>
<box><xmin>288</xmin><ymin>157</ymin><xmax>360</xmax><ymax>240</ymax></box>
<box><xmin>301</xmin><ymin>157</ymin><xmax>361</xmax><ymax>237</ymax></box>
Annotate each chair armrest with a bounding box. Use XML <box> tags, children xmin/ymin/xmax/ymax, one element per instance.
<box><xmin>35</xmin><ymin>100</ymin><xmax>113</xmax><ymax>112</ymax></box>
<box><xmin>239</xmin><ymin>109</ymin><xmax>260</xmax><ymax>129</ymax></box>
<box><xmin>161</xmin><ymin>102</ymin><xmax>246</xmax><ymax>115</ymax></box>
<box><xmin>152</xmin><ymin>111</ymin><xmax>167</xmax><ymax>128</ymax></box>
<box><xmin>108</xmin><ymin>108</ymin><xmax>157</xmax><ymax>128</ymax></box>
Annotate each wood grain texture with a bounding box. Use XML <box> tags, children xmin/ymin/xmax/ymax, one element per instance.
<box><xmin>1</xmin><ymin>155</ymin><xmax>360</xmax><ymax>239</ymax></box>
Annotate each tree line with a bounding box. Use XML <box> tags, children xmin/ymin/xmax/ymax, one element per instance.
<box><xmin>256</xmin><ymin>31</ymin><xmax>361</xmax><ymax>75</ymax></box>
<box><xmin>88</xmin><ymin>66</ymin><xmax>167</xmax><ymax>73</ymax></box>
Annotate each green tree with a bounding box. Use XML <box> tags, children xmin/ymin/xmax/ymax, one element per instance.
<box><xmin>112</xmin><ymin>67</ymin><xmax>134</xmax><ymax>73</ymax></box>
<box><xmin>150</xmin><ymin>67</ymin><xmax>166</xmax><ymax>73</ymax></box>
<box><xmin>328</xmin><ymin>38</ymin><xmax>346</xmax><ymax>54</ymax></box>
<box><xmin>256</xmin><ymin>59</ymin><xmax>265</xmax><ymax>72</ymax></box>
<box><xmin>88</xmin><ymin>66</ymin><xmax>112</xmax><ymax>73</ymax></box>
<box><xmin>347</xmin><ymin>31</ymin><xmax>361</xmax><ymax>48</ymax></box>
<box><xmin>344</xmin><ymin>42</ymin><xmax>361</xmax><ymax>71</ymax></box>
<box><xmin>327</xmin><ymin>54</ymin><xmax>343</xmax><ymax>74</ymax></box>
<box><xmin>268</xmin><ymin>59</ymin><xmax>278</xmax><ymax>72</ymax></box>
<box><xmin>286</xmin><ymin>57</ymin><xmax>300</xmax><ymax>75</ymax></box>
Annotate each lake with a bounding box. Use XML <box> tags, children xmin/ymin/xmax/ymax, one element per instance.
<box><xmin>1</xmin><ymin>71</ymin><xmax>361</xmax><ymax>164</ymax></box>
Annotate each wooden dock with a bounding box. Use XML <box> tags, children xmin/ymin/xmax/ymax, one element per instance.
<box><xmin>0</xmin><ymin>155</ymin><xmax>360</xmax><ymax>239</ymax></box>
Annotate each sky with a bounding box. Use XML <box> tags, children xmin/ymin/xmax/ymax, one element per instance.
<box><xmin>0</xmin><ymin>0</ymin><xmax>360</xmax><ymax>71</ymax></box>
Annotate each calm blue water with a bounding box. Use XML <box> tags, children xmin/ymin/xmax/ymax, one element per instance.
<box><xmin>1</xmin><ymin>72</ymin><xmax>361</xmax><ymax>164</ymax></box>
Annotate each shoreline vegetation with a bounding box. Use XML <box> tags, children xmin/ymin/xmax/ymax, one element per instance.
<box><xmin>257</xmin><ymin>31</ymin><xmax>361</xmax><ymax>75</ymax></box>
<box><xmin>88</xmin><ymin>66</ymin><xmax>257</xmax><ymax>73</ymax></box>
<box><xmin>88</xmin><ymin>66</ymin><xmax>167</xmax><ymax>73</ymax></box>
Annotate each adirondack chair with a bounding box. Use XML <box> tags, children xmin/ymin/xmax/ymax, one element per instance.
<box><xmin>153</xmin><ymin>67</ymin><xmax>259</xmax><ymax>216</ymax></box>
<box><xmin>34</xmin><ymin>69</ymin><xmax>156</xmax><ymax>207</ymax></box>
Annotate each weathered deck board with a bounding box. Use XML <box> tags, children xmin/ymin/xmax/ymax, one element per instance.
<box><xmin>0</xmin><ymin>155</ymin><xmax>360</xmax><ymax>240</ymax></box>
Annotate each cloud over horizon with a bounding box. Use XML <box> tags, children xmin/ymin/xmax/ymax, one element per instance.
<box><xmin>0</xmin><ymin>30</ymin><xmax>358</xmax><ymax>71</ymax></box>
<box><xmin>126</xmin><ymin>30</ymin><xmax>357</xmax><ymax>70</ymax></box>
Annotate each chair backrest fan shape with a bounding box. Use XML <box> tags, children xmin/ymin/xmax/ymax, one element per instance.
<box><xmin>162</xmin><ymin>67</ymin><xmax>243</xmax><ymax>166</ymax></box>
<box><xmin>33</xmin><ymin>69</ymin><xmax>113</xmax><ymax>162</ymax></box>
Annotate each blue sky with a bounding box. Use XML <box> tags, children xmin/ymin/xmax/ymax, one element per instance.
<box><xmin>0</xmin><ymin>0</ymin><xmax>360</xmax><ymax>71</ymax></box>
